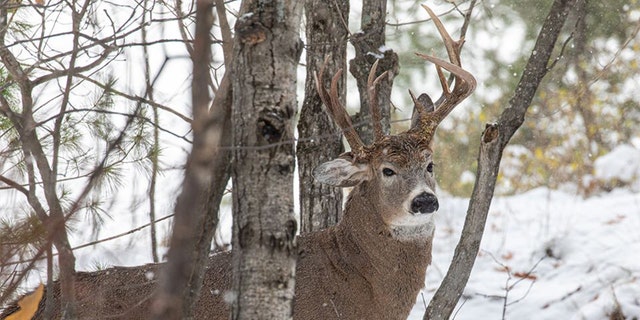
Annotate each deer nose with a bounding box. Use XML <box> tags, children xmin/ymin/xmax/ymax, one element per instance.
<box><xmin>411</xmin><ymin>192</ymin><xmax>439</xmax><ymax>214</ymax></box>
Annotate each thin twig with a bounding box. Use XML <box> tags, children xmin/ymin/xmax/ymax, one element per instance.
<box><xmin>0</xmin><ymin>214</ymin><xmax>175</xmax><ymax>268</ymax></box>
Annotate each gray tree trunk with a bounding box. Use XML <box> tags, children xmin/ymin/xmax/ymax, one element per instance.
<box><xmin>297</xmin><ymin>0</ymin><xmax>349</xmax><ymax>233</ymax></box>
<box><xmin>350</xmin><ymin>0</ymin><xmax>398</xmax><ymax>144</ymax></box>
<box><xmin>424</xmin><ymin>0</ymin><xmax>577</xmax><ymax>318</ymax></box>
<box><xmin>230</xmin><ymin>1</ymin><xmax>303</xmax><ymax>319</ymax></box>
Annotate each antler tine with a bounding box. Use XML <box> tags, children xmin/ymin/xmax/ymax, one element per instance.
<box><xmin>414</xmin><ymin>5</ymin><xmax>477</xmax><ymax>134</ymax></box>
<box><xmin>421</xmin><ymin>4</ymin><xmax>462</xmax><ymax>67</ymax></box>
<box><xmin>367</xmin><ymin>59</ymin><xmax>388</xmax><ymax>143</ymax></box>
<box><xmin>314</xmin><ymin>57</ymin><xmax>365</xmax><ymax>151</ymax></box>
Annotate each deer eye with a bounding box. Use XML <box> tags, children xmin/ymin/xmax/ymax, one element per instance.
<box><xmin>382</xmin><ymin>168</ymin><xmax>396</xmax><ymax>177</ymax></box>
<box><xmin>427</xmin><ymin>163</ymin><xmax>435</xmax><ymax>173</ymax></box>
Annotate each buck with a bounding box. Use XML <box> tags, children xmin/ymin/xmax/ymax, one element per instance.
<box><xmin>2</xmin><ymin>5</ymin><xmax>475</xmax><ymax>320</ymax></box>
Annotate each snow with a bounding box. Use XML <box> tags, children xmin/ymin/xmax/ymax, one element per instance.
<box><xmin>3</xmin><ymin>141</ymin><xmax>639</xmax><ymax>319</ymax></box>
<box><xmin>378</xmin><ymin>45</ymin><xmax>392</xmax><ymax>53</ymax></box>
<box><xmin>366</xmin><ymin>51</ymin><xmax>385</xmax><ymax>59</ymax></box>
<box><xmin>594</xmin><ymin>144</ymin><xmax>640</xmax><ymax>190</ymax></box>
<box><xmin>408</xmin><ymin>187</ymin><xmax>640</xmax><ymax>319</ymax></box>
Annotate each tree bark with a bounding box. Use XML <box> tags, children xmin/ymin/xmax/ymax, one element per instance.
<box><xmin>424</xmin><ymin>0</ymin><xmax>577</xmax><ymax>319</ymax></box>
<box><xmin>297</xmin><ymin>0</ymin><xmax>348</xmax><ymax>234</ymax></box>
<box><xmin>349</xmin><ymin>0</ymin><xmax>398</xmax><ymax>144</ymax></box>
<box><xmin>230</xmin><ymin>1</ymin><xmax>303</xmax><ymax>319</ymax></box>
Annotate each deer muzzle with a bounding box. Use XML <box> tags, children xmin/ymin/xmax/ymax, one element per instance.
<box><xmin>410</xmin><ymin>192</ymin><xmax>439</xmax><ymax>214</ymax></box>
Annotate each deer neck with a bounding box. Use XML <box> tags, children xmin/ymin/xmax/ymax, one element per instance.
<box><xmin>332</xmin><ymin>184</ymin><xmax>433</xmax><ymax>305</ymax></box>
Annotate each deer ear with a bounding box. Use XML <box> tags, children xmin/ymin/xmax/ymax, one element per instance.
<box><xmin>313</xmin><ymin>153</ymin><xmax>370</xmax><ymax>187</ymax></box>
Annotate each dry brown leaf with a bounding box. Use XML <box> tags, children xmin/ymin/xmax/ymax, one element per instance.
<box><xmin>501</xmin><ymin>251</ymin><xmax>514</xmax><ymax>260</ymax></box>
<box><xmin>6</xmin><ymin>283</ymin><xmax>44</xmax><ymax>320</ymax></box>
<box><xmin>513</xmin><ymin>271</ymin><xmax>537</xmax><ymax>280</ymax></box>
<box><xmin>605</xmin><ymin>214</ymin><xmax>626</xmax><ymax>225</ymax></box>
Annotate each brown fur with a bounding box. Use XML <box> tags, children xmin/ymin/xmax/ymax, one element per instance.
<box><xmin>3</xmin><ymin>198</ymin><xmax>432</xmax><ymax>320</ymax></box>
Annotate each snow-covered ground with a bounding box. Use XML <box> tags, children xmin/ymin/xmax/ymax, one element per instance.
<box><xmin>409</xmin><ymin>187</ymin><xmax>640</xmax><ymax>319</ymax></box>
<box><xmin>407</xmin><ymin>142</ymin><xmax>640</xmax><ymax>320</ymax></box>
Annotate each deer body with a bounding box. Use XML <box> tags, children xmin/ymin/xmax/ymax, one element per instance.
<box><xmin>15</xmin><ymin>188</ymin><xmax>433</xmax><ymax>320</ymax></box>
<box><xmin>3</xmin><ymin>5</ymin><xmax>474</xmax><ymax>320</ymax></box>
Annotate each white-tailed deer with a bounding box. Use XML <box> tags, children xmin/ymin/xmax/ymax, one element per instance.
<box><xmin>1</xmin><ymin>5</ymin><xmax>474</xmax><ymax>320</ymax></box>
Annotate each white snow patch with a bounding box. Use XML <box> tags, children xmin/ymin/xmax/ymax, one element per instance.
<box><xmin>594</xmin><ymin>144</ymin><xmax>640</xmax><ymax>189</ymax></box>
<box><xmin>366</xmin><ymin>51</ymin><xmax>384</xmax><ymax>59</ymax></box>
<box><xmin>378</xmin><ymin>45</ymin><xmax>391</xmax><ymax>53</ymax></box>
<box><xmin>409</xmin><ymin>188</ymin><xmax>640</xmax><ymax>319</ymax></box>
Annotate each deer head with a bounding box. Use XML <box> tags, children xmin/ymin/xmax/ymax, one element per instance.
<box><xmin>313</xmin><ymin>5</ymin><xmax>476</xmax><ymax>238</ymax></box>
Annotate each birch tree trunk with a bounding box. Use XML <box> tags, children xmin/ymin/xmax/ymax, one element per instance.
<box><xmin>230</xmin><ymin>1</ymin><xmax>303</xmax><ymax>319</ymax></box>
<box><xmin>297</xmin><ymin>0</ymin><xmax>349</xmax><ymax>233</ymax></box>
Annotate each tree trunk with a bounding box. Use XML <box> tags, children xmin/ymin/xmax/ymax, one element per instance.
<box><xmin>297</xmin><ymin>0</ymin><xmax>348</xmax><ymax>234</ymax></box>
<box><xmin>424</xmin><ymin>0</ymin><xmax>577</xmax><ymax>318</ymax></box>
<box><xmin>349</xmin><ymin>0</ymin><xmax>398</xmax><ymax>144</ymax></box>
<box><xmin>230</xmin><ymin>1</ymin><xmax>303</xmax><ymax>319</ymax></box>
<box><xmin>152</xmin><ymin>1</ymin><xmax>233</xmax><ymax>318</ymax></box>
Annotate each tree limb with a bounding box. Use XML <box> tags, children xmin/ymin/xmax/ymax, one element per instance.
<box><xmin>152</xmin><ymin>0</ymin><xmax>234</xmax><ymax>318</ymax></box>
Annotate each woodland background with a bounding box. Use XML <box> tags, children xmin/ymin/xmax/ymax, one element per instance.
<box><xmin>0</xmin><ymin>0</ymin><xmax>639</xmax><ymax>319</ymax></box>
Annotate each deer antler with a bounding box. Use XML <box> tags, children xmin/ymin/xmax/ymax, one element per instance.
<box><xmin>314</xmin><ymin>57</ymin><xmax>365</xmax><ymax>152</ymax></box>
<box><xmin>316</xmin><ymin>58</ymin><xmax>389</xmax><ymax>150</ymax></box>
<box><xmin>411</xmin><ymin>5</ymin><xmax>477</xmax><ymax>138</ymax></box>
<box><xmin>367</xmin><ymin>59</ymin><xmax>388</xmax><ymax>143</ymax></box>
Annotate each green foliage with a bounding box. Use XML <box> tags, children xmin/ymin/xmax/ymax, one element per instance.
<box><xmin>0</xmin><ymin>213</ymin><xmax>46</xmax><ymax>290</ymax></box>
<box><xmin>0</xmin><ymin>214</ymin><xmax>46</xmax><ymax>251</ymax></box>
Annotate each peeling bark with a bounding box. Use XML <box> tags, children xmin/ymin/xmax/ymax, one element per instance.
<box><xmin>230</xmin><ymin>1</ymin><xmax>303</xmax><ymax>319</ymax></box>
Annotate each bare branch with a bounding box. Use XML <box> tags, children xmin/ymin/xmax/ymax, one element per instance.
<box><xmin>0</xmin><ymin>174</ymin><xmax>28</xmax><ymax>196</ymax></box>
<box><xmin>74</xmin><ymin>73</ymin><xmax>193</xmax><ymax>124</ymax></box>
